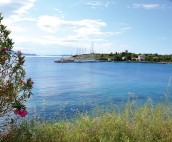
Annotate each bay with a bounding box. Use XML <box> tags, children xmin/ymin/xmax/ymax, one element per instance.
<box><xmin>25</xmin><ymin>56</ymin><xmax>172</xmax><ymax>119</ymax></box>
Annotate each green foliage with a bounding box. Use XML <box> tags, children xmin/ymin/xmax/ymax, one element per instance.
<box><xmin>0</xmin><ymin>13</ymin><xmax>33</xmax><ymax>116</ymax></box>
<box><xmin>74</xmin><ymin>52</ymin><xmax>172</xmax><ymax>62</ymax></box>
<box><xmin>4</xmin><ymin>102</ymin><xmax>172</xmax><ymax>142</ymax></box>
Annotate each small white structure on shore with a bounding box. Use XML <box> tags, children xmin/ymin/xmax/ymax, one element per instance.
<box><xmin>138</xmin><ymin>54</ymin><xmax>145</xmax><ymax>61</ymax></box>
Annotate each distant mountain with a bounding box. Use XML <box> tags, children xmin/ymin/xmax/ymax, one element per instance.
<box><xmin>47</xmin><ymin>54</ymin><xmax>72</xmax><ymax>56</ymax></box>
<box><xmin>11</xmin><ymin>51</ymin><xmax>37</xmax><ymax>56</ymax></box>
<box><xmin>22</xmin><ymin>53</ymin><xmax>37</xmax><ymax>56</ymax></box>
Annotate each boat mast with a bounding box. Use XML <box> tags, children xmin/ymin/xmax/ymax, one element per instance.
<box><xmin>90</xmin><ymin>41</ymin><xmax>94</xmax><ymax>59</ymax></box>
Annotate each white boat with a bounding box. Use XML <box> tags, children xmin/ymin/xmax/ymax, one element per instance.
<box><xmin>74</xmin><ymin>42</ymin><xmax>98</xmax><ymax>63</ymax></box>
<box><xmin>54</xmin><ymin>56</ymin><xmax>74</xmax><ymax>63</ymax></box>
<box><xmin>74</xmin><ymin>59</ymin><xmax>97</xmax><ymax>63</ymax></box>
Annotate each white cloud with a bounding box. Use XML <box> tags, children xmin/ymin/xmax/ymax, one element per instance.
<box><xmin>3</xmin><ymin>12</ymin><xmax>130</xmax><ymax>55</ymax></box>
<box><xmin>132</xmin><ymin>3</ymin><xmax>165</xmax><ymax>10</ymax></box>
<box><xmin>73</xmin><ymin>19</ymin><xmax>107</xmax><ymax>37</ymax></box>
<box><xmin>1</xmin><ymin>0</ymin><xmax>37</xmax><ymax>32</ymax></box>
<box><xmin>37</xmin><ymin>16</ymin><xmax>65</xmax><ymax>33</ymax></box>
<box><xmin>8</xmin><ymin>19</ymin><xmax>116</xmax><ymax>54</ymax></box>
<box><xmin>14</xmin><ymin>0</ymin><xmax>36</xmax><ymax>15</ymax></box>
<box><xmin>0</xmin><ymin>0</ymin><xmax>11</xmax><ymax>5</ymax></box>
<box><xmin>1</xmin><ymin>0</ymin><xmax>129</xmax><ymax>55</ymax></box>
<box><xmin>4</xmin><ymin>17</ymin><xmax>36</xmax><ymax>26</ymax></box>
<box><xmin>37</xmin><ymin>15</ymin><xmax>108</xmax><ymax>38</ymax></box>
<box><xmin>85</xmin><ymin>0</ymin><xmax>115</xmax><ymax>8</ymax></box>
<box><xmin>0</xmin><ymin>0</ymin><xmax>36</xmax><ymax>16</ymax></box>
<box><xmin>53</xmin><ymin>8</ymin><xmax>65</xmax><ymax>18</ymax></box>
<box><xmin>120</xmin><ymin>27</ymin><xmax>132</xmax><ymax>31</ymax></box>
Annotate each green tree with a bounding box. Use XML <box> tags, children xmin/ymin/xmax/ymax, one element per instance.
<box><xmin>0</xmin><ymin>13</ymin><xmax>33</xmax><ymax>117</ymax></box>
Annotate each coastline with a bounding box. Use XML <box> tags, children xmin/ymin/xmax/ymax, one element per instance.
<box><xmin>120</xmin><ymin>61</ymin><xmax>172</xmax><ymax>64</ymax></box>
<box><xmin>54</xmin><ymin>56</ymin><xmax>172</xmax><ymax>64</ymax></box>
<box><xmin>54</xmin><ymin>52</ymin><xmax>172</xmax><ymax>64</ymax></box>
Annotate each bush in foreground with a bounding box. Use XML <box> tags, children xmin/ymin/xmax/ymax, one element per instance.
<box><xmin>0</xmin><ymin>13</ymin><xmax>33</xmax><ymax>116</ymax></box>
<box><xmin>2</xmin><ymin>102</ymin><xmax>172</xmax><ymax>142</ymax></box>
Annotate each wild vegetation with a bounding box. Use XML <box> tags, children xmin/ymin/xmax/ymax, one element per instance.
<box><xmin>73</xmin><ymin>52</ymin><xmax>172</xmax><ymax>62</ymax></box>
<box><xmin>0</xmin><ymin>12</ymin><xmax>33</xmax><ymax>138</ymax></box>
<box><xmin>1</xmin><ymin>12</ymin><xmax>172</xmax><ymax>142</ymax></box>
<box><xmin>2</xmin><ymin>101</ymin><xmax>172</xmax><ymax>142</ymax></box>
<box><xmin>0</xmin><ymin>13</ymin><xmax>33</xmax><ymax>116</ymax></box>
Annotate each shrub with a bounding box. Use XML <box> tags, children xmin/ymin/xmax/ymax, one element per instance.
<box><xmin>6</xmin><ymin>103</ymin><xmax>172</xmax><ymax>142</ymax></box>
<box><xmin>0</xmin><ymin>13</ymin><xmax>33</xmax><ymax>117</ymax></box>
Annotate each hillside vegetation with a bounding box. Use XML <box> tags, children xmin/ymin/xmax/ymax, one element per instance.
<box><xmin>2</xmin><ymin>101</ymin><xmax>172</xmax><ymax>142</ymax></box>
<box><xmin>73</xmin><ymin>52</ymin><xmax>172</xmax><ymax>62</ymax></box>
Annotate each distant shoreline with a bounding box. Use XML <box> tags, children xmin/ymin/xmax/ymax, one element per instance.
<box><xmin>118</xmin><ymin>61</ymin><xmax>172</xmax><ymax>64</ymax></box>
<box><xmin>54</xmin><ymin>57</ymin><xmax>172</xmax><ymax>64</ymax></box>
<box><xmin>24</xmin><ymin>54</ymin><xmax>172</xmax><ymax>64</ymax></box>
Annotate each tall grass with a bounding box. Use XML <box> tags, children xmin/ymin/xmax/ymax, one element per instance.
<box><xmin>2</xmin><ymin>101</ymin><xmax>172</xmax><ymax>142</ymax></box>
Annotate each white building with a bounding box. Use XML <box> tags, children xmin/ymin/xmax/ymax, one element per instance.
<box><xmin>138</xmin><ymin>54</ymin><xmax>145</xmax><ymax>61</ymax></box>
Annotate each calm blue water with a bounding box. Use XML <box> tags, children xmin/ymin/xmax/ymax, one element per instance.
<box><xmin>25</xmin><ymin>57</ymin><xmax>172</xmax><ymax>119</ymax></box>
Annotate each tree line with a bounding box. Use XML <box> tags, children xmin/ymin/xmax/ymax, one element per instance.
<box><xmin>75</xmin><ymin>52</ymin><xmax>172</xmax><ymax>62</ymax></box>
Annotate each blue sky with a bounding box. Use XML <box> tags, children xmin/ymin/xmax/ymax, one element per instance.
<box><xmin>1</xmin><ymin>0</ymin><xmax>172</xmax><ymax>55</ymax></box>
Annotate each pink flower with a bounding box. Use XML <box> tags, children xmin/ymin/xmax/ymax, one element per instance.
<box><xmin>20</xmin><ymin>80</ymin><xmax>25</xmax><ymax>83</ymax></box>
<box><xmin>18</xmin><ymin>50</ymin><xmax>22</xmax><ymax>55</ymax></box>
<box><xmin>3</xmin><ymin>47</ymin><xmax>8</xmax><ymax>51</ymax></box>
<box><xmin>19</xmin><ymin>109</ymin><xmax>27</xmax><ymax>117</ymax></box>
<box><xmin>14</xmin><ymin>109</ymin><xmax>27</xmax><ymax>117</ymax></box>
<box><xmin>6</xmin><ymin>79</ymin><xmax>11</xmax><ymax>83</ymax></box>
<box><xmin>1</xmin><ymin>86</ymin><xmax>6</xmax><ymax>89</ymax></box>
<box><xmin>14</xmin><ymin>109</ymin><xmax>20</xmax><ymax>115</ymax></box>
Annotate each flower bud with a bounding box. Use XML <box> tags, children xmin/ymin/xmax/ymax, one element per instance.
<box><xmin>18</xmin><ymin>50</ymin><xmax>22</xmax><ymax>55</ymax></box>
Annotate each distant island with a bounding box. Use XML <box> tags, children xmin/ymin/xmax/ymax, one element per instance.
<box><xmin>55</xmin><ymin>51</ymin><xmax>172</xmax><ymax>63</ymax></box>
<box><xmin>21</xmin><ymin>53</ymin><xmax>37</xmax><ymax>56</ymax></box>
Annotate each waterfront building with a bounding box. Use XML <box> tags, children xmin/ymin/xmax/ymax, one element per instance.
<box><xmin>138</xmin><ymin>54</ymin><xmax>145</xmax><ymax>61</ymax></box>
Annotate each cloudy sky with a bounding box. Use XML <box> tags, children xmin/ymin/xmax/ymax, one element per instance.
<box><xmin>1</xmin><ymin>0</ymin><xmax>172</xmax><ymax>55</ymax></box>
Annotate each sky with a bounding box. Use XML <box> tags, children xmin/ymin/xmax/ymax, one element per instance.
<box><xmin>0</xmin><ymin>0</ymin><xmax>172</xmax><ymax>55</ymax></box>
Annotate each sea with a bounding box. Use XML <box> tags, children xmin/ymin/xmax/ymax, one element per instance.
<box><xmin>24</xmin><ymin>56</ymin><xmax>172</xmax><ymax>119</ymax></box>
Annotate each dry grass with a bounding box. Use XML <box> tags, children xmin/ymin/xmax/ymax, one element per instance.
<box><xmin>2</xmin><ymin>101</ymin><xmax>172</xmax><ymax>142</ymax></box>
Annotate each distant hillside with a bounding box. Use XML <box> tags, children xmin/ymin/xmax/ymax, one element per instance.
<box><xmin>48</xmin><ymin>54</ymin><xmax>72</xmax><ymax>56</ymax></box>
<box><xmin>12</xmin><ymin>51</ymin><xmax>37</xmax><ymax>56</ymax></box>
<box><xmin>72</xmin><ymin>52</ymin><xmax>172</xmax><ymax>63</ymax></box>
<box><xmin>23</xmin><ymin>53</ymin><xmax>37</xmax><ymax>56</ymax></box>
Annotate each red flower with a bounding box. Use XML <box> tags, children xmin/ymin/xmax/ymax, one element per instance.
<box><xmin>14</xmin><ymin>109</ymin><xmax>20</xmax><ymax>115</ymax></box>
<box><xmin>3</xmin><ymin>47</ymin><xmax>8</xmax><ymax>51</ymax></box>
<box><xmin>14</xmin><ymin>109</ymin><xmax>27</xmax><ymax>117</ymax></box>
<box><xmin>20</xmin><ymin>109</ymin><xmax>27</xmax><ymax>117</ymax></box>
